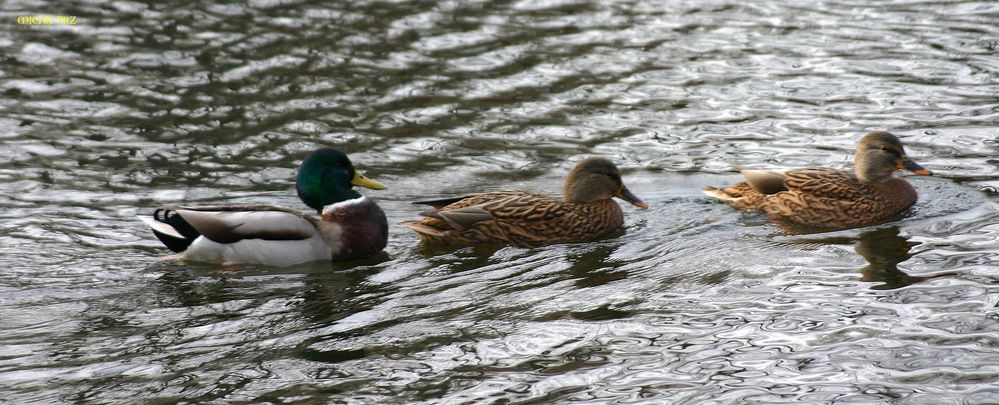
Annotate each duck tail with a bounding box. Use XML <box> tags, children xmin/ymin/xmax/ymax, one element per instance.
<box><xmin>138</xmin><ymin>208</ymin><xmax>201</xmax><ymax>253</ymax></box>
<box><xmin>400</xmin><ymin>221</ymin><xmax>447</xmax><ymax>238</ymax></box>
<box><xmin>703</xmin><ymin>186</ymin><xmax>739</xmax><ymax>202</ymax></box>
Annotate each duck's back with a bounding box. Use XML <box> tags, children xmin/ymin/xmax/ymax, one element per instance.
<box><xmin>761</xmin><ymin>169</ymin><xmax>917</xmax><ymax>228</ymax></box>
<box><xmin>410</xmin><ymin>190</ymin><xmax>624</xmax><ymax>247</ymax></box>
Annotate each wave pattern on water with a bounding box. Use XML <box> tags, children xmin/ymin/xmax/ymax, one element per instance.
<box><xmin>1</xmin><ymin>0</ymin><xmax>998</xmax><ymax>403</ymax></box>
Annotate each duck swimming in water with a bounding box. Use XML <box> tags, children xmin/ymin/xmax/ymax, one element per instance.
<box><xmin>403</xmin><ymin>157</ymin><xmax>647</xmax><ymax>247</ymax></box>
<box><xmin>139</xmin><ymin>148</ymin><xmax>388</xmax><ymax>266</ymax></box>
<box><xmin>703</xmin><ymin>131</ymin><xmax>932</xmax><ymax>229</ymax></box>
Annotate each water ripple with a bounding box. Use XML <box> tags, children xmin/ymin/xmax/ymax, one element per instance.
<box><xmin>1</xmin><ymin>0</ymin><xmax>998</xmax><ymax>403</ymax></box>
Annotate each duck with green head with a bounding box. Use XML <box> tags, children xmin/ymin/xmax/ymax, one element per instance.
<box><xmin>703</xmin><ymin>131</ymin><xmax>933</xmax><ymax>229</ymax></box>
<box><xmin>402</xmin><ymin>157</ymin><xmax>648</xmax><ymax>247</ymax></box>
<box><xmin>139</xmin><ymin>148</ymin><xmax>388</xmax><ymax>266</ymax></box>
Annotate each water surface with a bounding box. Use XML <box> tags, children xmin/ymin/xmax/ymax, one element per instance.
<box><xmin>2</xmin><ymin>0</ymin><xmax>998</xmax><ymax>403</ymax></box>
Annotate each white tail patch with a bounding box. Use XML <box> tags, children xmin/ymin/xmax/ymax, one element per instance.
<box><xmin>137</xmin><ymin>215</ymin><xmax>186</xmax><ymax>239</ymax></box>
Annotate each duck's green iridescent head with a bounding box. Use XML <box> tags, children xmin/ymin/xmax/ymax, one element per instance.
<box><xmin>296</xmin><ymin>148</ymin><xmax>386</xmax><ymax>213</ymax></box>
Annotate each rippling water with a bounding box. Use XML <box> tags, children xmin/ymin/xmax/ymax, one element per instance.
<box><xmin>2</xmin><ymin>0</ymin><xmax>998</xmax><ymax>403</ymax></box>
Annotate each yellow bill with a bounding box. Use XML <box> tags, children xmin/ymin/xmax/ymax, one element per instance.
<box><xmin>351</xmin><ymin>171</ymin><xmax>387</xmax><ymax>190</ymax></box>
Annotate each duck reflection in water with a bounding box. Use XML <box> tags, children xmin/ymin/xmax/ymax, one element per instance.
<box><xmin>854</xmin><ymin>227</ymin><xmax>948</xmax><ymax>290</ymax></box>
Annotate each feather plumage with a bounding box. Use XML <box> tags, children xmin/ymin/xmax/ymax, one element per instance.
<box><xmin>704</xmin><ymin>131</ymin><xmax>932</xmax><ymax>229</ymax></box>
<box><xmin>403</xmin><ymin>158</ymin><xmax>646</xmax><ymax>247</ymax></box>
<box><xmin>139</xmin><ymin>149</ymin><xmax>388</xmax><ymax>266</ymax></box>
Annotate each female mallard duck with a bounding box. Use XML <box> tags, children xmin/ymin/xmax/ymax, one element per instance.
<box><xmin>402</xmin><ymin>157</ymin><xmax>648</xmax><ymax>247</ymax></box>
<box><xmin>703</xmin><ymin>131</ymin><xmax>932</xmax><ymax>229</ymax></box>
<box><xmin>138</xmin><ymin>148</ymin><xmax>388</xmax><ymax>266</ymax></box>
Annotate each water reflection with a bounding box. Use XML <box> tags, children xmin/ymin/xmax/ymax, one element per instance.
<box><xmin>3</xmin><ymin>0</ymin><xmax>998</xmax><ymax>402</ymax></box>
<box><xmin>854</xmin><ymin>227</ymin><xmax>951</xmax><ymax>290</ymax></box>
<box><xmin>795</xmin><ymin>226</ymin><xmax>952</xmax><ymax>290</ymax></box>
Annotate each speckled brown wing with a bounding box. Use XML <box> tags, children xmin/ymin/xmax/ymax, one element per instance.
<box><xmin>760</xmin><ymin>169</ymin><xmax>860</xmax><ymax>227</ymax></box>
<box><xmin>781</xmin><ymin>168</ymin><xmax>864</xmax><ymax>200</ymax></box>
<box><xmin>759</xmin><ymin>168</ymin><xmax>916</xmax><ymax>228</ymax></box>
<box><xmin>403</xmin><ymin>190</ymin><xmax>625</xmax><ymax>247</ymax></box>
<box><xmin>422</xmin><ymin>191</ymin><xmax>542</xmax><ymax>211</ymax></box>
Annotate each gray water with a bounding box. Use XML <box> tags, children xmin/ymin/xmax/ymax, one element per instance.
<box><xmin>2</xmin><ymin>0</ymin><xmax>998</xmax><ymax>403</ymax></box>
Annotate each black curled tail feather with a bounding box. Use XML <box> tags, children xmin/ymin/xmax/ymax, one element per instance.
<box><xmin>152</xmin><ymin>209</ymin><xmax>201</xmax><ymax>253</ymax></box>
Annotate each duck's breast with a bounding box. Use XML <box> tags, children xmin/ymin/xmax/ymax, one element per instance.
<box><xmin>321</xmin><ymin>196</ymin><xmax>389</xmax><ymax>260</ymax></box>
<box><xmin>875</xmin><ymin>177</ymin><xmax>918</xmax><ymax>214</ymax></box>
<box><xmin>562</xmin><ymin>199</ymin><xmax>624</xmax><ymax>242</ymax></box>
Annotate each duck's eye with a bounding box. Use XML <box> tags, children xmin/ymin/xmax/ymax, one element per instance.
<box><xmin>879</xmin><ymin>146</ymin><xmax>890</xmax><ymax>151</ymax></box>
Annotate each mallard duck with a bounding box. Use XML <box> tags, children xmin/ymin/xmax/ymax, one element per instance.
<box><xmin>138</xmin><ymin>148</ymin><xmax>388</xmax><ymax>266</ymax></box>
<box><xmin>703</xmin><ymin>131</ymin><xmax>932</xmax><ymax>229</ymax></box>
<box><xmin>402</xmin><ymin>157</ymin><xmax>648</xmax><ymax>247</ymax></box>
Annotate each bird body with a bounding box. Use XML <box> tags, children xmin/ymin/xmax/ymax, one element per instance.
<box><xmin>704</xmin><ymin>131</ymin><xmax>932</xmax><ymax>229</ymax></box>
<box><xmin>403</xmin><ymin>157</ymin><xmax>646</xmax><ymax>247</ymax></box>
<box><xmin>138</xmin><ymin>149</ymin><xmax>387</xmax><ymax>266</ymax></box>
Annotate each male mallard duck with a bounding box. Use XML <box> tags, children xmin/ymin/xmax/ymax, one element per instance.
<box><xmin>138</xmin><ymin>148</ymin><xmax>388</xmax><ymax>266</ymax></box>
<box><xmin>703</xmin><ymin>131</ymin><xmax>932</xmax><ymax>229</ymax></box>
<box><xmin>402</xmin><ymin>157</ymin><xmax>648</xmax><ymax>247</ymax></box>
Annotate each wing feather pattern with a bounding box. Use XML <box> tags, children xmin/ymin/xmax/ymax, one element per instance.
<box><xmin>403</xmin><ymin>190</ymin><xmax>624</xmax><ymax>247</ymax></box>
<box><xmin>176</xmin><ymin>206</ymin><xmax>316</xmax><ymax>243</ymax></box>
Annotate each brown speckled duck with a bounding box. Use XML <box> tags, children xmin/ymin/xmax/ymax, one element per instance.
<box><xmin>402</xmin><ymin>157</ymin><xmax>648</xmax><ymax>247</ymax></box>
<box><xmin>703</xmin><ymin>131</ymin><xmax>932</xmax><ymax>229</ymax></box>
